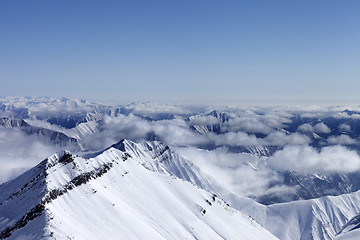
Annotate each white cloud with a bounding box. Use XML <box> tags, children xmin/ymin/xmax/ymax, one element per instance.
<box><xmin>225</xmin><ymin>117</ymin><xmax>273</xmax><ymax>134</ymax></box>
<box><xmin>0</xmin><ymin>127</ymin><xmax>61</xmax><ymax>184</ymax></box>
<box><xmin>175</xmin><ymin>146</ymin><xmax>288</xmax><ymax>198</ymax></box>
<box><xmin>327</xmin><ymin>134</ymin><xmax>357</xmax><ymax>145</ymax></box>
<box><xmin>339</xmin><ymin>123</ymin><xmax>351</xmax><ymax>132</ymax></box>
<box><xmin>152</xmin><ymin>119</ymin><xmax>210</xmax><ymax>146</ymax></box>
<box><xmin>313</xmin><ymin>122</ymin><xmax>331</xmax><ymax>134</ymax></box>
<box><xmin>297</xmin><ymin>123</ymin><xmax>314</xmax><ymax>132</ymax></box>
<box><xmin>213</xmin><ymin>132</ymin><xmax>261</xmax><ymax>146</ymax></box>
<box><xmin>263</xmin><ymin>132</ymin><xmax>311</xmax><ymax>146</ymax></box>
<box><xmin>212</xmin><ymin>131</ymin><xmax>310</xmax><ymax>147</ymax></box>
<box><xmin>188</xmin><ymin>115</ymin><xmax>221</xmax><ymax>126</ymax></box>
<box><xmin>79</xmin><ymin>114</ymin><xmax>211</xmax><ymax>151</ymax></box>
<box><xmin>239</xmin><ymin>121</ymin><xmax>273</xmax><ymax>134</ymax></box>
<box><xmin>122</xmin><ymin>102</ymin><xmax>207</xmax><ymax>116</ymax></box>
<box><xmin>263</xmin><ymin>115</ymin><xmax>292</xmax><ymax>129</ymax></box>
<box><xmin>332</xmin><ymin>112</ymin><xmax>360</xmax><ymax>119</ymax></box>
<box><xmin>297</xmin><ymin>122</ymin><xmax>331</xmax><ymax>134</ymax></box>
<box><xmin>268</xmin><ymin>145</ymin><xmax>360</xmax><ymax>173</ymax></box>
<box><xmin>5</xmin><ymin>99</ymin><xmax>360</xmax><ymax>206</ymax></box>
<box><xmin>77</xmin><ymin>111</ymin><xmax>315</xmax><ymax>150</ymax></box>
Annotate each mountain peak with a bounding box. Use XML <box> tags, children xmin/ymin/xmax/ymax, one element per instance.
<box><xmin>110</xmin><ymin>139</ymin><xmax>126</xmax><ymax>151</ymax></box>
<box><xmin>0</xmin><ymin>140</ymin><xmax>277</xmax><ymax>240</ymax></box>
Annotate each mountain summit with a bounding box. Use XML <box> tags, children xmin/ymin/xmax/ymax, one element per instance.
<box><xmin>0</xmin><ymin>140</ymin><xmax>276</xmax><ymax>240</ymax></box>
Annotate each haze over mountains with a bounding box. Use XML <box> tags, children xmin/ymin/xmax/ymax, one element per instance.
<box><xmin>1</xmin><ymin>96</ymin><xmax>360</xmax><ymax>239</ymax></box>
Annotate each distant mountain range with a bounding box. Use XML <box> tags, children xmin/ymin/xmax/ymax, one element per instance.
<box><xmin>1</xmin><ymin>97</ymin><xmax>360</xmax><ymax>239</ymax></box>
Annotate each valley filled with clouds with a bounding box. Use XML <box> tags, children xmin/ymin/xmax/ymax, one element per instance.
<box><xmin>1</xmin><ymin>97</ymin><xmax>360</xmax><ymax>205</ymax></box>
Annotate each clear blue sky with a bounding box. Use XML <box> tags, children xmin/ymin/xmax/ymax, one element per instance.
<box><xmin>1</xmin><ymin>1</ymin><xmax>359</xmax><ymax>104</ymax></box>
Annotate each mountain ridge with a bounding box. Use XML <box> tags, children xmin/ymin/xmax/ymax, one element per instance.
<box><xmin>0</xmin><ymin>139</ymin><xmax>276</xmax><ymax>240</ymax></box>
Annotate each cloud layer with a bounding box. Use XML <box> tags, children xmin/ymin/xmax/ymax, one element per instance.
<box><xmin>268</xmin><ymin>145</ymin><xmax>360</xmax><ymax>173</ymax></box>
<box><xmin>0</xmin><ymin>128</ymin><xmax>62</xmax><ymax>184</ymax></box>
<box><xmin>2</xmin><ymin>98</ymin><xmax>360</xmax><ymax>202</ymax></box>
<box><xmin>298</xmin><ymin>122</ymin><xmax>331</xmax><ymax>134</ymax></box>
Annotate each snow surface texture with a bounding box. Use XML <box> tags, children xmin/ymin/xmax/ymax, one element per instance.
<box><xmin>0</xmin><ymin>140</ymin><xmax>277</xmax><ymax>240</ymax></box>
<box><xmin>231</xmin><ymin>190</ymin><xmax>360</xmax><ymax>240</ymax></box>
<box><xmin>335</xmin><ymin>214</ymin><xmax>360</xmax><ymax>239</ymax></box>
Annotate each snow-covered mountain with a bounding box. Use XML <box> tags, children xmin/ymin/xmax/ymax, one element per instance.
<box><xmin>0</xmin><ymin>116</ymin><xmax>78</xmax><ymax>147</ymax></box>
<box><xmin>232</xmin><ymin>189</ymin><xmax>360</xmax><ymax>240</ymax></box>
<box><xmin>335</xmin><ymin>213</ymin><xmax>360</xmax><ymax>239</ymax></box>
<box><xmin>0</xmin><ymin>97</ymin><xmax>107</xmax><ymax>128</ymax></box>
<box><xmin>188</xmin><ymin>110</ymin><xmax>230</xmax><ymax>134</ymax></box>
<box><xmin>3</xmin><ymin>138</ymin><xmax>360</xmax><ymax>240</ymax></box>
<box><xmin>0</xmin><ymin>140</ymin><xmax>277</xmax><ymax>240</ymax></box>
<box><xmin>3</xmin><ymin>97</ymin><xmax>360</xmax><ymax>239</ymax></box>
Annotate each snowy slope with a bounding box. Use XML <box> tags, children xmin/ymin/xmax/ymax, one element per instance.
<box><xmin>230</xmin><ymin>190</ymin><xmax>360</xmax><ymax>240</ymax></box>
<box><xmin>335</xmin><ymin>214</ymin><xmax>360</xmax><ymax>239</ymax></box>
<box><xmin>0</xmin><ymin>117</ymin><xmax>78</xmax><ymax>146</ymax></box>
<box><xmin>188</xmin><ymin>110</ymin><xmax>229</xmax><ymax>134</ymax></box>
<box><xmin>0</xmin><ymin>140</ymin><xmax>277</xmax><ymax>240</ymax></box>
<box><xmin>116</xmin><ymin>142</ymin><xmax>360</xmax><ymax>240</ymax></box>
<box><xmin>335</xmin><ymin>230</ymin><xmax>360</xmax><ymax>240</ymax></box>
<box><xmin>72</xmin><ymin>120</ymin><xmax>98</xmax><ymax>139</ymax></box>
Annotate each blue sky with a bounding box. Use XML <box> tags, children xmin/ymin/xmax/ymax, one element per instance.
<box><xmin>1</xmin><ymin>1</ymin><xmax>359</xmax><ymax>104</ymax></box>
